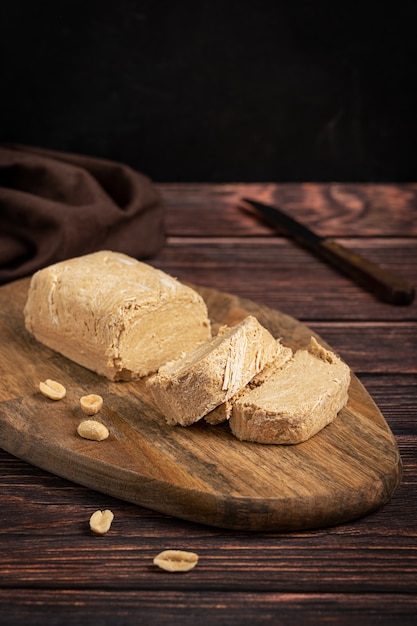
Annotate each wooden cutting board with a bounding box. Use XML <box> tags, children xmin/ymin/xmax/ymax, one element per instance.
<box><xmin>0</xmin><ymin>277</ymin><xmax>402</xmax><ymax>531</ymax></box>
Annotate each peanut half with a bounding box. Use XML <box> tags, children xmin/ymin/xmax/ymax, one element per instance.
<box><xmin>89</xmin><ymin>509</ymin><xmax>114</xmax><ymax>535</ymax></box>
<box><xmin>77</xmin><ymin>420</ymin><xmax>109</xmax><ymax>441</ymax></box>
<box><xmin>153</xmin><ymin>549</ymin><xmax>199</xmax><ymax>572</ymax></box>
<box><xmin>39</xmin><ymin>379</ymin><xmax>66</xmax><ymax>400</ymax></box>
<box><xmin>80</xmin><ymin>394</ymin><xmax>103</xmax><ymax>415</ymax></box>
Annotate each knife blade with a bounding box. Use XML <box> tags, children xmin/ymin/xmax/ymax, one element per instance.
<box><xmin>241</xmin><ymin>197</ymin><xmax>415</xmax><ymax>306</ymax></box>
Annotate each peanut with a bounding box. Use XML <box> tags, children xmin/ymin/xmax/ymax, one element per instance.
<box><xmin>153</xmin><ymin>549</ymin><xmax>199</xmax><ymax>572</ymax></box>
<box><xmin>80</xmin><ymin>394</ymin><xmax>103</xmax><ymax>415</ymax></box>
<box><xmin>39</xmin><ymin>379</ymin><xmax>66</xmax><ymax>400</ymax></box>
<box><xmin>89</xmin><ymin>509</ymin><xmax>114</xmax><ymax>535</ymax></box>
<box><xmin>77</xmin><ymin>420</ymin><xmax>109</xmax><ymax>441</ymax></box>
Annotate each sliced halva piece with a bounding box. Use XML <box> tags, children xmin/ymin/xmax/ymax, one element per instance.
<box><xmin>24</xmin><ymin>250</ymin><xmax>211</xmax><ymax>380</ymax></box>
<box><xmin>146</xmin><ymin>315</ymin><xmax>282</xmax><ymax>426</ymax></box>
<box><xmin>204</xmin><ymin>343</ymin><xmax>293</xmax><ymax>425</ymax></box>
<box><xmin>229</xmin><ymin>337</ymin><xmax>351</xmax><ymax>444</ymax></box>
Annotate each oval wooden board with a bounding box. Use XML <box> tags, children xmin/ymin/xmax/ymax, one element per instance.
<box><xmin>0</xmin><ymin>277</ymin><xmax>402</xmax><ymax>531</ymax></box>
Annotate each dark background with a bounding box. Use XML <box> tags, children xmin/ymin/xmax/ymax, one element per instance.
<box><xmin>1</xmin><ymin>0</ymin><xmax>416</xmax><ymax>182</ymax></box>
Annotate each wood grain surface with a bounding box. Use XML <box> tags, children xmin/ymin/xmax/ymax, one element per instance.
<box><xmin>1</xmin><ymin>182</ymin><xmax>416</xmax><ymax>625</ymax></box>
<box><xmin>0</xmin><ymin>277</ymin><xmax>402</xmax><ymax>531</ymax></box>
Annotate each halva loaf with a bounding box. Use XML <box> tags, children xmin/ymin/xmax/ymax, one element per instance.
<box><xmin>146</xmin><ymin>315</ymin><xmax>284</xmax><ymax>426</ymax></box>
<box><xmin>24</xmin><ymin>251</ymin><xmax>211</xmax><ymax>380</ymax></box>
<box><xmin>229</xmin><ymin>337</ymin><xmax>350</xmax><ymax>444</ymax></box>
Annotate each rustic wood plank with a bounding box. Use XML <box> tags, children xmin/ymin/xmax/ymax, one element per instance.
<box><xmin>158</xmin><ymin>182</ymin><xmax>417</xmax><ymax>237</ymax></box>
<box><xmin>359</xmin><ymin>375</ymin><xmax>417</xmax><ymax>433</ymax></box>
<box><xmin>150</xmin><ymin>237</ymin><xmax>417</xmax><ymax>321</ymax></box>
<box><xmin>0</xmin><ymin>485</ymin><xmax>415</xmax><ymax>593</ymax></box>
<box><xmin>1</xmin><ymin>589</ymin><xmax>417</xmax><ymax>626</ymax></box>
<box><xmin>308</xmin><ymin>324</ymin><xmax>417</xmax><ymax>373</ymax></box>
<box><xmin>0</xmin><ymin>491</ymin><xmax>415</xmax><ymax>589</ymax></box>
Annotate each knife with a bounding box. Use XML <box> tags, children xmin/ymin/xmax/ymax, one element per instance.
<box><xmin>240</xmin><ymin>198</ymin><xmax>415</xmax><ymax>306</ymax></box>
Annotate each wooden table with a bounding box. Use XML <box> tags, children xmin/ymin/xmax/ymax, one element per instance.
<box><xmin>1</xmin><ymin>183</ymin><xmax>416</xmax><ymax>625</ymax></box>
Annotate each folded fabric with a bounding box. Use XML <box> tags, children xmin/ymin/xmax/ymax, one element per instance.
<box><xmin>0</xmin><ymin>144</ymin><xmax>165</xmax><ymax>284</ymax></box>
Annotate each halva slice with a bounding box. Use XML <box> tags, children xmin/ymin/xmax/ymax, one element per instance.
<box><xmin>146</xmin><ymin>315</ymin><xmax>282</xmax><ymax>426</ymax></box>
<box><xmin>205</xmin><ymin>344</ymin><xmax>293</xmax><ymax>425</ymax></box>
<box><xmin>24</xmin><ymin>251</ymin><xmax>211</xmax><ymax>380</ymax></box>
<box><xmin>229</xmin><ymin>337</ymin><xmax>351</xmax><ymax>444</ymax></box>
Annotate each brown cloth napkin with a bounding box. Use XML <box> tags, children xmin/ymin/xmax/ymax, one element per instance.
<box><xmin>0</xmin><ymin>144</ymin><xmax>165</xmax><ymax>284</ymax></box>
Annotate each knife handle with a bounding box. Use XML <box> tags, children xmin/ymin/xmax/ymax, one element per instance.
<box><xmin>318</xmin><ymin>239</ymin><xmax>415</xmax><ymax>305</ymax></box>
